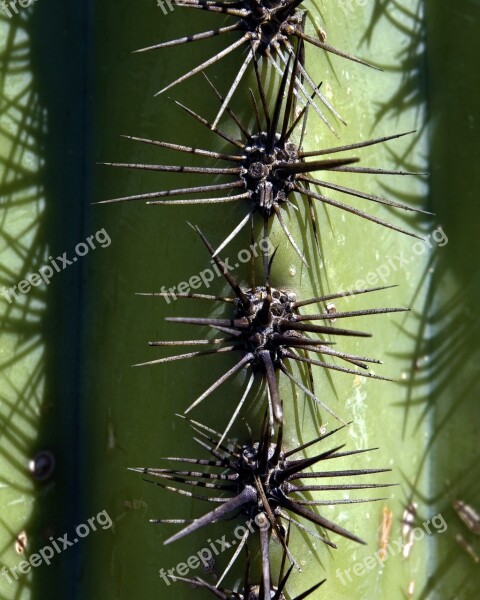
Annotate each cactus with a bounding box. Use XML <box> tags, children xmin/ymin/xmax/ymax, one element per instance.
<box><xmin>1</xmin><ymin>1</ymin><xmax>479</xmax><ymax>599</ymax></box>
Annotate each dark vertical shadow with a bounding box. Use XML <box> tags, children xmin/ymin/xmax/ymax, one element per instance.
<box><xmin>1</xmin><ymin>1</ymin><xmax>92</xmax><ymax>597</ymax></box>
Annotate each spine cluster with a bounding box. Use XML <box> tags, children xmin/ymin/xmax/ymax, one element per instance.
<box><xmin>104</xmin><ymin>3</ymin><xmax>427</xmax><ymax>598</ymax></box>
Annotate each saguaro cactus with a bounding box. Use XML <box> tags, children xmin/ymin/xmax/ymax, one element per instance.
<box><xmin>1</xmin><ymin>1</ymin><xmax>479</xmax><ymax>599</ymax></box>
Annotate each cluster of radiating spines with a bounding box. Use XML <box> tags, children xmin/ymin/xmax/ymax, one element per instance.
<box><xmin>99</xmin><ymin>50</ymin><xmax>430</xmax><ymax>266</ymax></box>
<box><xmin>130</xmin><ymin>416</ymin><xmax>393</xmax><ymax>597</ymax></box>
<box><xmin>135</xmin><ymin>226</ymin><xmax>409</xmax><ymax>438</ymax></box>
<box><xmin>133</xmin><ymin>0</ymin><xmax>378</xmax><ymax>130</ymax></box>
<box><xmin>97</xmin><ymin>0</ymin><xmax>416</xmax><ymax>596</ymax></box>
<box><xmin>172</xmin><ymin>545</ymin><xmax>325</xmax><ymax>599</ymax></box>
